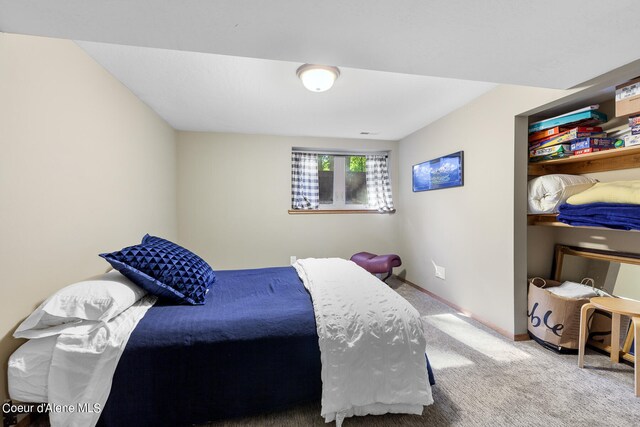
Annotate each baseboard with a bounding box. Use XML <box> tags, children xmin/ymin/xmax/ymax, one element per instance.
<box><xmin>513</xmin><ymin>333</ymin><xmax>530</xmax><ymax>341</ymax></box>
<box><xmin>396</xmin><ymin>276</ymin><xmax>530</xmax><ymax>342</ymax></box>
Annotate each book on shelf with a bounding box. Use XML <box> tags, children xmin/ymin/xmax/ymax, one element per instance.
<box><xmin>529</xmin><ymin>130</ymin><xmax>606</xmax><ymax>151</ymax></box>
<box><xmin>528</xmin><ymin>151</ymin><xmax>573</xmax><ymax>162</ymax></box>
<box><xmin>529</xmin><ymin>144</ymin><xmax>572</xmax><ymax>159</ymax></box>
<box><xmin>569</xmin><ymin>137</ymin><xmax>614</xmax><ymax>151</ymax></box>
<box><xmin>528</xmin><ymin>126</ymin><xmax>602</xmax><ymax>143</ymax></box>
<box><xmin>629</xmin><ymin>115</ymin><xmax>640</xmax><ymax>127</ymax></box>
<box><xmin>573</xmin><ymin>148</ymin><xmax>610</xmax><ymax>155</ymax></box>
<box><xmin>528</xmin><ymin>110</ymin><xmax>607</xmax><ymax>134</ymax></box>
<box><xmin>529</xmin><ymin>105</ymin><xmax>599</xmax><ymax>126</ymax></box>
<box><xmin>528</xmin><ymin>127</ymin><xmax>561</xmax><ymax>143</ymax></box>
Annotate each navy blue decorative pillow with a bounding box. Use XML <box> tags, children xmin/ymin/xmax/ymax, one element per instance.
<box><xmin>141</xmin><ymin>234</ymin><xmax>216</xmax><ymax>289</ymax></box>
<box><xmin>100</xmin><ymin>235</ymin><xmax>216</xmax><ymax>305</ymax></box>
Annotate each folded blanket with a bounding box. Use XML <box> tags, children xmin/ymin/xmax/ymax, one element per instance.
<box><xmin>558</xmin><ymin>202</ymin><xmax>640</xmax><ymax>230</ymax></box>
<box><xmin>566</xmin><ymin>180</ymin><xmax>640</xmax><ymax>205</ymax></box>
<box><xmin>293</xmin><ymin>258</ymin><xmax>433</xmax><ymax>426</ymax></box>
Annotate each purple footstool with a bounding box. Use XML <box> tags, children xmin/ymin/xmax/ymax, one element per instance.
<box><xmin>350</xmin><ymin>252</ymin><xmax>402</xmax><ymax>282</ymax></box>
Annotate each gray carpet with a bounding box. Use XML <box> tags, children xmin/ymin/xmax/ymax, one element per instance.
<box><xmin>205</xmin><ymin>278</ymin><xmax>640</xmax><ymax>426</ymax></box>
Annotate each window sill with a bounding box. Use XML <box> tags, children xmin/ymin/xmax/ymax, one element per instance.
<box><xmin>288</xmin><ymin>209</ymin><xmax>396</xmax><ymax>215</ymax></box>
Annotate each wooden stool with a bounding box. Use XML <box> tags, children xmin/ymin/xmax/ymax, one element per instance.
<box><xmin>578</xmin><ymin>296</ymin><xmax>640</xmax><ymax>397</ymax></box>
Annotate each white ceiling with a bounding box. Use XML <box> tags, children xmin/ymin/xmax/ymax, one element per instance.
<box><xmin>2</xmin><ymin>1</ymin><xmax>640</xmax><ymax>139</ymax></box>
<box><xmin>75</xmin><ymin>41</ymin><xmax>495</xmax><ymax>139</ymax></box>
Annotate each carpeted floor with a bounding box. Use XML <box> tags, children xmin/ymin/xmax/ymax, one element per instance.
<box><xmin>204</xmin><ymin>278</ymin><xmax>640</xmax><ymax>427</ymax></box>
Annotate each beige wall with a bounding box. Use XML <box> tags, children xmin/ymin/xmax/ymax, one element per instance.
<box><xmin>177</xmin><ymin>131</ymin><xmax>399</xmax><ymax>270</ymax></box>
<box><xmin>397</xmin><ymin>85</ymin><xmax>571</xmax><ymax>337</ymax></box>
<box><xmin>0</xmin><ymin>33</ymin><xmax>177</xmax><ymax>402</ymax></box>
<box><xmin>613</xmin><ymin>263</ymin><xmax>640</xmax><ymax>301</ymax></box>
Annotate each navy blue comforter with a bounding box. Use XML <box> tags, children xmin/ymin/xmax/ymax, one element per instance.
<box><xmin>98</xmin><ymin>267</ymin><xmax>321</xmax><ymax>426</ymax></box>
<box><xmin>98</xmin><ymin>266</ymin><xmax>434</xmax><ymax>427</ymax></box>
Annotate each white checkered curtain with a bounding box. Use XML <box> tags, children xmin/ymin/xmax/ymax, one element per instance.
<box><xmin>366</xmin><ymin>155</ymin><xmax>395</xmax><ymax>212</ymax></box>
<box><xmin>291</xmin><ymin>152</ymin><xmax>319</xmax><ymax>209</ymax></box>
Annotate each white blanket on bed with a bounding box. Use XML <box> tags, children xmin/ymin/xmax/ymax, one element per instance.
<box><xmin>293</xmin><ymin>258</ymin><xmax>433</xmax><ymax>426</ymax></box>
<box><xmin>47</xmin><ymin>295</ymin><xmax>156</xmax><ymax>427</ymax></box>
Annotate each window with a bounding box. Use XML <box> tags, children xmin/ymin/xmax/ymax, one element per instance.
<box><xmin>291</xmin><ymin>150</ymin><xmax>394</xmax><ymax>212</ymax></box>
<box><xmin>318</xmin><ymin>155</ymin><xmax>368</xmax><ymax>209</ymax></box>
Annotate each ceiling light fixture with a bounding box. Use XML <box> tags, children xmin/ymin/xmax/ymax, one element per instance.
<box><xmin>296</xmin><ymin>64</ymin><xmax>340</xmax><ymax>92</ymax></box>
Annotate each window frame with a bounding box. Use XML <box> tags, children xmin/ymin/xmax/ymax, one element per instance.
<box><xmin>290</xmin><ymin>148</ymin><xmax>393</xmax><ymax>214</ymax></box>
<box><xmin>318</xmin><ymin>155</ymin><xmax>369</xmax><ymax>211</ymax></box>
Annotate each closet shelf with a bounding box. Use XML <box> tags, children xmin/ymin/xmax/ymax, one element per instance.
<box><xmin>527</xmin><ymin>214</ymin><xmax>640</xmax><ymax>232</ymax></box>
<box><xmin>527</xmin><ymin>214</ymin><xmax>562</xmax><ymax>226</ymax></box>
<box><xmin>528</xmin><ymin>145</ymin><xmax>640</xmax><ymax>176</ymax></box>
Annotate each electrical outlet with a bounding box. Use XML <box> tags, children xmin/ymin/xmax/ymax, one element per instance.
<box><xmin>290</xmin><ymin>256</ymin><xmax>297</xmax><ymax>265</ymax></box>
<box><xmin>431</xmin><ymin>260</ymin><xmax>446</xmax><ymax>280</ymax></box>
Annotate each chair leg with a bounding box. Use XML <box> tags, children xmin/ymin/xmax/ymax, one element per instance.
<box><xmin>611</xmin><ymin>312</ymin><xmax>621</xmax><ymax>364</ymax></box>
<box><xmin>381</xmin><ymin>270</ymin><xmax>392</xmax><ymax>282</ymax></box>
<box><xmin>633</xmin><ymin>317</ymin><xmax>639</xmax><ymax>397</ymax></box>
<box><xmin>579</xmin><ymin>303</ymin><xmax>595</xmax><ymax>368</ymax></box>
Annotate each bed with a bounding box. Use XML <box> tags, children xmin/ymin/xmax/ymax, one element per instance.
<box><xmin>9</xmin><ymin>264</ymin><xmax>435</xmax><ymax>427</ymax></box>
<box><xmin>101</xmin><ymin>266</ymin><xmax>323</xmax><ymax>426</ymax></box>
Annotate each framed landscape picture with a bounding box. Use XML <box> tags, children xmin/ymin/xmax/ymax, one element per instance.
<box><xmin>412</xmin><ymin>151</ymin><xmax>464</xmax><ymax>192</ymax></box>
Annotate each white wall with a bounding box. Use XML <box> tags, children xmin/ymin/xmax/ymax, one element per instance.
<box><xmin>177</xmin><ymin>131</ymin><xmax>399</xmax><ymax>270</ymax></box>
<box><xmin>0</xmin><ymin>33</ymin><xmax>177</xmax><ymax>402</ymax></box>
<box><xmin>613</xmin><ymin>263</ymin><xmax>640</xmax><ymax>301</ymax></box>
<box><xmin>397</xmin><ymin>85</ymin><xmax>571</xmax><ymax>337</ymax></box>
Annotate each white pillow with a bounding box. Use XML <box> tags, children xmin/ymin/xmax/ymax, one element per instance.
<box><xmin>528</xmin><ymin>174</ymin><xmax>597</xmax><ymax>214</ymax></box>
<box><xmin>14</xmin><ymin>270</ymin><xmax>146</xmax><ymax>339</ymax></box>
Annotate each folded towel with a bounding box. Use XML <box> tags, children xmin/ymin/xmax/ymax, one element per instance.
<box><xmin>558</xmin><ymin>202</ymin><xmax>640</xmax><ymax>230</ymax></box>
<box><xmin>566</xmin><ymin>180</ymin><xmax>640</xmax><ymax>205</ymax></box>
<box><xmin>546</xmin><ymin>281</ymin><xmax>598</xmax><ymax>299</ymax></box>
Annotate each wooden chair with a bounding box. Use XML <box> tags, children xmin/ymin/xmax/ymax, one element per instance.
<box><xmin>578</xmin><ymin>297</ymin><xmax>640</xmax><ymax>397</ymax></box>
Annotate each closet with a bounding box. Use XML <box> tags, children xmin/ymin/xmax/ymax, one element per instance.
<box><xmin>523</xmin><ymin>67</ymin><xmax>640</xmax><ymax>351</ymax></box>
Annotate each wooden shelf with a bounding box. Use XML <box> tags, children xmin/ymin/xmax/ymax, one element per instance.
<box><xmin>527</xmin><ymin>214</ymin><xmax>562</xmax><ymax>227</ymax></box>
<box><xmin>527</xmin><ymin>213</ymin><xmax>640</xmax><ymax>232</ymax></box>
<box><xmin>528</xmin><ymin>145</ymin><xmax>640</xmax><ymax>176</ymax></box>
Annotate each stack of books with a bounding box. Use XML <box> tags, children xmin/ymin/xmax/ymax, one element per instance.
<box><xmin>528</xmin><ymin>106</ymin><xmax>609</xmax><ymax>162</ymax></box>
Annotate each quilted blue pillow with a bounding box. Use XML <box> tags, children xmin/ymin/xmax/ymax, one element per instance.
<box><xmin>100</xmin><ymin>235</ymin><xmax>216</xmax><ymax>305</ymax></box>
<box><xmin>141</xmin><ymin>234</ymin><xmax>216</xmax><ymax>289</ymax></box>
